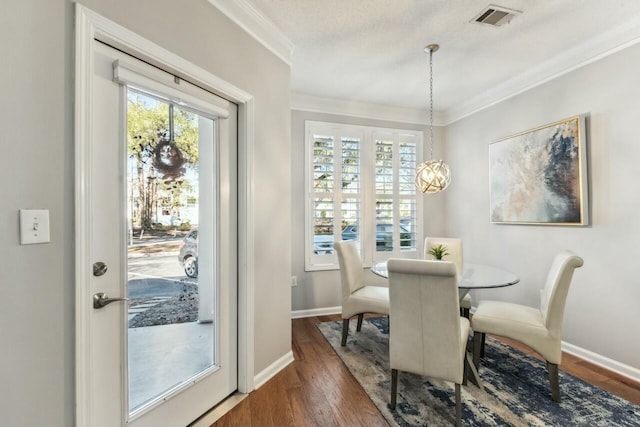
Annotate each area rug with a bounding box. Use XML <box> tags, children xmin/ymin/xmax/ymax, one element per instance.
<box><xmin>318</xmin><ymin>317</ymin><xmax>640</xmax><ymax>426</ymax></box>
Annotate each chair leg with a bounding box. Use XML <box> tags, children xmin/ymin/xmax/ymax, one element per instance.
<box><xmin>462</xmin><ymin>355</ymin><xmax>468</xmax><ymax>386</ymax></box>
<box><xmin>547</xmin><ymin>362</ymin><xmax>561</xmax><ymax>403</ymax></box>
<box><xmin>460</xmin><ymin>308</ymin><xmax>470</xmax><ymax>318</ymax></box>
<box><xmin>390</xmin><ymin>369</ymin><xmax>398</xmax><ymax>410</ymax></box>
<box><xmin>356</xmin><ymin>313</ymin><xmax>364</xmax><ymax>331</ymax></box>
<box><xmin>481</xmin><ymin>332</ymin><xmax>486</xmax><ymax>357</ymax></box>
<box><xmin>341</xmin><ymin>319</ymin><xmax>350</xmax><ymax>346</ymax></box>
<box><xmin>455</xmin><ymin>383</ymin><xmax>462</xmax><ymax>427</ymax></box>
<box><xmin>473</xmin><ymin>332</ymin><xmax>484</xmax><ymax>369</ymax></box>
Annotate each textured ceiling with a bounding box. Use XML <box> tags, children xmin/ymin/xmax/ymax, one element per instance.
<box><xmin>245</xmin><ymin>0</ymin><xmax>640</xmax><ymax>119</ymax></box>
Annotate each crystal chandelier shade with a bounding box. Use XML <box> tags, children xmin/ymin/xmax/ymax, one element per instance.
<box><xmin>415</xmin><ymin>44</ymin><xmax>451</xmax><ymax>194</ymax></box>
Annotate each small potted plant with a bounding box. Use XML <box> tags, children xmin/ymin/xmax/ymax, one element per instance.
<box><xmin>428</xmin><ymin>244</ymin><xmax>449</xmax><ymax>260</ymax></box>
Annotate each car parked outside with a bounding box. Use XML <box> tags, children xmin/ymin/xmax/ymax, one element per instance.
<box><xmin>313</xmin><ymin>224</ymin><xmax>413</xmax><ymax>254</ymax></box>
<box><xmin>343</xmin><ymin>223</ymin><xmax>413</xmax><ymax>251</ymax></box>
<box><xmin>178</xmin><ymin>229</ymin><xmax>198</xmax><ymax>278</ymax></box>
<box><xmin>313</xmin><ymin>235</ymin><xmax>334</xmax><ymax>254</ymax></box>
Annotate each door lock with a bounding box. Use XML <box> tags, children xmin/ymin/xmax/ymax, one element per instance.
<box><xmin>93</xmin><ymin>261</ymin><xmax>108</xmax><ymax>277</ymax></box>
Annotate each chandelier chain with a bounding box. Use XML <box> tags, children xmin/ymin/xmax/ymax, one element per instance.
<box><xmin>429</xmin><ymin>47</ymin><xmax>434</xmax><ymax>160</ymax></box>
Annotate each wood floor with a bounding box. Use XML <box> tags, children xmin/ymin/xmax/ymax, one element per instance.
<box><xmin>214</xmin><ymin>315</ymin><xmax>640</xmax><ymax>426</ymax></box>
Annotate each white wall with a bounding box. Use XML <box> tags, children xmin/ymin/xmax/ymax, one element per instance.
<box><xmin>0</xmin><ymin>1</ymin><xmax>291</xmax><ymax>425</ymax></box>
<box><xmin>290</xmin><ymin>110</ymin><xmax>446</xmax><ymax>312</ymax></box>
<box><xmin>445</xmin><ymin>42</ymin><xmax>640</xmax><ymax>371</ymax></box>
<box><xmin>0</xmin><ymin>2</ymin><xmax>74</xmax><ymax>426</ymax></box>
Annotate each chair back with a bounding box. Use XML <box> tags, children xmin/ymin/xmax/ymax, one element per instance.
<box><xmin>540</xmin><ymin>251</ymin><xmax>584</xmax><ymax>336</ymax></box>
<box><xmin>334</xmin><ymin>241</ymin><xmax>365</xmax><ymax>301</ymax></box>
<box><xmin>424</xmin><ymin>237</ymin><xmax>463</xmax><ymax>276</ymax></box>
<box><xmin>387</xmin><ymin>259</ymin><xmax>464</xmax><ymax>384</ymax></box>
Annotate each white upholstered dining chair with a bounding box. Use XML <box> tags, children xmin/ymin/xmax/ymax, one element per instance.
<box><xmin>388</xmin><ymin>259</ymin><xmax>476</xmax><ymax>427</ymax></box>
<box><xmin>471</xmin><ymin>250</ymin><xmax>584</xmax><ymax>402</ymax></box>
<box><xmin>424</xmin><ymin>237</ymin><xmax>472</xmax><ymax>318</ymax></box>
<box><xmin>334</xmin><ymin>241</ymin><xmax>389</xmax><ymax>346</ymax></box>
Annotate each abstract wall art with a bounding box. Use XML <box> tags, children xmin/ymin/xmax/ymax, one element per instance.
<box><xmin>489</xmin><ymin>115</ymin><xmax>589</xmax><ymax>225</ymax></box>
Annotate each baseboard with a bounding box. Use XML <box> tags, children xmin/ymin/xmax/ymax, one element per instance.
<box><xmin>253</xmin><ymin>350</ymin><xmax>294</xmax><ymax>389</ymax></box>
<box><xmin>562</xmin><ymin>341</ymin><xmax>640</xmax><ymax>383</ymax></box>
<box><xmin>291</xmin><ymin>306</ymin><xmax>341</xmax><ymax>319</ymax></box>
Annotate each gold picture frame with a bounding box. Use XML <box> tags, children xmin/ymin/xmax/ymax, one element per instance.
<box><xmin>489</xmin><ymin>115</ymin><xmax>589</xmax><ymax>225</ymax></box>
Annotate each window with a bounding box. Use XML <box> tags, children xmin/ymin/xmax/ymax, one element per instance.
<box><xmin>305</xmin><ymin>121</ymin><xmax>423</xmax><ymax>270</ymax></box>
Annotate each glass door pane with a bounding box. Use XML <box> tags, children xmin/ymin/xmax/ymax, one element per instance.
<box><xmin>125</xmin><ymin>89</ymin><xmax>216</xmax><ymax>413</ymax></box>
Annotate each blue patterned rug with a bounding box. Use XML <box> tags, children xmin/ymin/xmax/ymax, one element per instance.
<box><xmin>318</xmin><ymin>317</ymin><xmax>640</xmax><ymax>426</ymax></box>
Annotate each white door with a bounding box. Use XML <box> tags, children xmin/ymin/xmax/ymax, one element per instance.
<box><xmin>83</xmin><ymin>41</ymin><xmax>237</xmax><ymax>426</ymax></box>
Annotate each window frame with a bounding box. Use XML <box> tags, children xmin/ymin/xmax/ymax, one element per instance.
<box><xmin>304</xmin><ymin>120</ymin><xmax>424</xmax><ymax>271</ymax></box>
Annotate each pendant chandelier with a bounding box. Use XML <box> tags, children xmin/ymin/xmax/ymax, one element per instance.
<box><xmin>415</xmin><ymin>44</ymin><xmax>451</xmax><ymax>194</ymax></box>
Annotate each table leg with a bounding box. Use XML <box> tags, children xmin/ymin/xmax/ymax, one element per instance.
<box><xmin>465</xmin><ymin>352</ymin><xmax>484</xmax><ymax>391</ymax></box>
<box><xmin>465</xmin><ymin>335</ymin><xmax>484</xmax><ymax>390</ymax></box>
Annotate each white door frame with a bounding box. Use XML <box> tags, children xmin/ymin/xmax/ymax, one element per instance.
<box><xmin>74</xmin><ymin>4</ymin><xmax>255</xmax><ymax>425</ymax></box>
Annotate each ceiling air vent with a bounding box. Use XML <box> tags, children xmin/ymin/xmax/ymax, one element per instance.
<box><xmin>472</xmin><ymin>5</ymin><xmax>521</xmax><ymax>27</ymax></box>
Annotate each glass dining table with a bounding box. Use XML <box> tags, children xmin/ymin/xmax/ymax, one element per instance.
<box><xmin>371</xmin><ymin>261</ymin><xmax>520</xmax><ymax>300</ymax></box>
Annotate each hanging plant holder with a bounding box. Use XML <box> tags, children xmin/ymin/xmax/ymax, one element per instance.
<box><xmin>152</xmin><ymin>103</ymin><xmax>187</xmax><ymax>180</ymax></box>
<box><xmin>153</xmin><ymin>139</ymin><xmax>186</xmax><ymax>179</ymax></box>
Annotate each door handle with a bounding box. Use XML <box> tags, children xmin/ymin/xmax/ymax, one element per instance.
<box><xmin>93</xmin><ymin>292</ymin><xmax>129</xmax><ymax>309</ymax></box>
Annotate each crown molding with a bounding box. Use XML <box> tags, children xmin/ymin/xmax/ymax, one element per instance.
<box><xmin>444</xmin><ymin>13</ymin><xmax>640</xmax><ymax>124</ymax></box>
<box><xmin>289</xmin><ymin>13</ymin><xmax>640</xmax><ymax>126</ymax></box>
<box><xmin>291</xmin><ymin>92</ymin><xmax>447</xmax><ymax>126</ymax></box>
<box><xmin>207</xmin><ymin>0</ymin><xmax>294</xmax><ymax>65</ymax></box>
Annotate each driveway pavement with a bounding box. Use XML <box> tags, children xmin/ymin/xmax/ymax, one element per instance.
<box><xmin>127</xmin><ymin>254</ymin><xmax>195</xmax><ymax>299</ymax></box>
<box><xmin>128</xmin><ymin>240</ymin><xmax>182</xmax><ymax>258</ymax></box>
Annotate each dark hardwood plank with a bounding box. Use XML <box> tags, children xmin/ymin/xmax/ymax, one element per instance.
<box><xmin>305</xmin><ymin>338</ymin><xmax>381</xmax><ymax>426</ymax></box>
<box><xmin>215</xmin><ymin>315</ymin><xmax>639</xmax><ymax>426</ymax></box>
<box><xmin>561</xmin><ymin>358</ymin><xmax>610</xmax><ymax>386</ymax></box>
<box><xmin>600</xmin><ymin>378</ymin><xmax>640</xmax><ymax>405</ymax></box>
<box><xmin>267</xmin><ymin>374</ymin><xmax>296</xmax><ymax>426</ymax></box>
<box><xmin>293</xmin><ymin>340</ymin><xmax>347</xmax><ymax>426</ymax></box>
<box><xmin>278</xmin><ymin>359</ymin><xmax>303</xmax><ymax>390</ymax></box>
<box><xmin>215</xmin><ymin>395</ymin><xmax>251</xmax><ymax>427</ymax></box>
<box><xmin>247</xmin><ymin>377</ymin><xmax>275</xmax><ymax>426</ymax></box>
<box><xmin>286</xmin><ymin>382</ymin><xmax>319</xmax><ymax>426</ymax></box>
<box><xmin>576</xmin><ymin>358</ymin><xmax>640</xmax><ymax>391</ymax></box>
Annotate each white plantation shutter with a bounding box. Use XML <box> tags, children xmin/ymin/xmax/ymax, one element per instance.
<box><xmin>311</xmin><ymin>135</ymin><xmax>335</xmax><ymax>256</ymax></box>
<box><xmin>398</xmin><ymin>137</ymin><xmax>419</xmax><ymax>251</ymax></box>
<box><xmin>373</xmin><ymin>133</ymin><xmax>418</xmax><ymax>258</ymax></box>
<box><xmin>340</xmin><ymin>136</ymin><xmax>361</xmax><ymax>251</ymax></box>
<box><xmin>305</xmin><ymin>121</ymin><xmax>422</xmax><ymax>270</ymax></box>
<box><xmin>375</xmin><ymin>138</ymin><xmax>394</xmax><ymax>252</ymax></box>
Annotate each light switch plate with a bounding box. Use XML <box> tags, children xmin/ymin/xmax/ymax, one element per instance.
<box><xmin>20</xmin><ymin>209</ymin><xmax>50</xmax><ymax>245</ymax></box>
